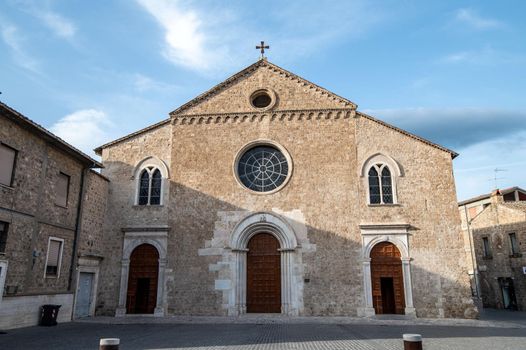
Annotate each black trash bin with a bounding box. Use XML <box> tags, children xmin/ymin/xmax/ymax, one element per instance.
<box><xmin>40</xmin><ymin>304</ymin><xmax>61</xmax><ymax>326</ymax></box>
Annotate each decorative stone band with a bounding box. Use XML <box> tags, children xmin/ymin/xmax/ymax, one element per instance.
<box><xmin>172</xmin><ymin>108</ymin><xmax>356</xmax><ymax>126</ymax></box>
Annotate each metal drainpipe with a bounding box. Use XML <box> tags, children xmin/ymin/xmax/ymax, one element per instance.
<box><xmin>464</xmin><ymin>205</ymin><xmax>481</xmax><ymax>299</ymax></box>
<box><xmin>68</xmin><ymin>166</ymin><xmax>88</xmax><ymax>291</ymax></box>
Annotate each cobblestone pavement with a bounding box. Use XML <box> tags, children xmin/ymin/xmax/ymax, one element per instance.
<box><xmin>1</xmin><ymin>320</ymin><xmax>525</xmax><ymax>350</ymax></box>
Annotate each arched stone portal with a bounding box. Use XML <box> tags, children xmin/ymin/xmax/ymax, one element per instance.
<box><xmin>230</xmin><ymin>212</ymin><xmax>300</xmax><ymax>315</ymax></box>
<box><xmin>359</xmin><ymin>224</ymin><xmax>415</xmax><ymax>317</ymax></box>
<box><xmin>126</xmin><ymin>244</ymin><xmax>159</xmax><ymax>314</ymax></box>
<box><xmin>116</xmin><ymin>227</ymin><xmax>168</xmax><ymax>317</ymax></box>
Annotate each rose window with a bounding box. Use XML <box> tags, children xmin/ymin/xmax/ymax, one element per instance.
<box><xmin>237</xmin><ymin>145</ymin><xmax>289</xmax><ymax>192</ymax></box>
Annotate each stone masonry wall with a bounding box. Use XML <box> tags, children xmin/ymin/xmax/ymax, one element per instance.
<box><xmin>96</xmin><ymin>64</ymin><xmax>476</xmax><ymax>318</ymax></box>
<box><xmin>468</xmin><ymin>201</ymin><xmax>526</xmax><ymax>310</ymax></box>
<box><xmin>0</xmin><ymin>115</ymin><xmax>84</xmax><ymax>297</ymax></box>
<box><xmin>96</xmin><ymin>124</ymin><xmax>172</xmax><ymax>315</ymax></box>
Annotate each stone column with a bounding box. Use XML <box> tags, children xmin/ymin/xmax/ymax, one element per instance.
<box><xmin>280</xmin><ymin>249</ymin><xmax>293</xmax><ymax>315</ymax></box>
<box><xmin>115</xmin><ymin>259</ymin><xmax>130</xmax><ymax>317</ymax></box>
<box><xmin>233</xmin><ymin>249</ymin><xmax>247</xmax><ymax>315</ymax></box>
<box><xmin>154</xmin><ymin>258</ymin><xmax>166</xmax><ymax>316</ymax></box>
<box><xmin>361</xmin><ymin>258</ymin><xmax>376</xmax><ymax>316</ymax></box>
<box><xmin>402</xmin><ymin>257</ymin><xmax>416</xmax><ymax>316</ymax></box>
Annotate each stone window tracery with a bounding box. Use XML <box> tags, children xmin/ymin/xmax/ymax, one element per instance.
<box><xmin>368</xmin><ymin>164</ymin><xmax>393</xmax><ymax>204</ymax></box>
<box><xmin>138</xmin><ymin>167</ymin><xmax>162</xmax><ymax>205</ymax></box>
<box><xmin>236</xmin><ymin>144</ymin><xmax>290</xmax><ymax>193</ymax></box>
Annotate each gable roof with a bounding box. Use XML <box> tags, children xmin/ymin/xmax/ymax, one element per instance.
<box><xmin>357</xmin><ymin>111</ymin><xmax>458</xmax><ymax>159</ymax></box>
<box><xmin>94</xmin><ymin>118</ymin><xmax>170</xmax><ymax>155</ymax></box>
<box><xmin>93</xmin><ymin>59</ymin><xmax>457</xmax><ymax>159</ymax></box>
<box><xmin>458</xmin><ymin>186</ymin><xmax>526</xmax><ymax>206</ymax></box>
<box><xmin>1</xmin><ymin>101</ymin><xmax>102</xmax><ymax>168</ymax></box>
<box><xmin>169</xmin><ymin>58</ymin><xmax>357</xmax><ymax>116</ymax></box>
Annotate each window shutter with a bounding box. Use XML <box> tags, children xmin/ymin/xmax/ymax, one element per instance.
<box><xmin>0</xmin><ymin>144</ymin><xmax>16</xmax><ymax>186</ymax></box>
<box><xmin>56</xmin><ymin>173</ymin><xmax>70</xmax><ymax>206</ymax></box>
<box><xmin>47</xmin><ymin>240</ymin><xmax>62</xmax><ymax>267</ymax></box>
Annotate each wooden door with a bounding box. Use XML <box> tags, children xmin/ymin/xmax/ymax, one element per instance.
<box><xmin>126</xmin><ymin>244</ymin><xmax>159</xmax><ymax>314</ymax></box>
<box><xmin>370</xmin><ymin>242</ymin><xmax>405</xmax><ymax>314</ymax></box>
<box><xmin>247</xmin><ymin>233</ymin><xmax>281</xmax><ymax>313</ymax></box>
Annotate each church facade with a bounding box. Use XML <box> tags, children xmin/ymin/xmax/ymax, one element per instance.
<box><xmin>94</xmin><ymin>59</ymin><xmax>477</xmax><ymax>318</ymax></box>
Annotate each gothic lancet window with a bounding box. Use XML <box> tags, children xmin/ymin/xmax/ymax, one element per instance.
<box><xmin>138</xmin><ymin>167</ymin><xmax>162</xmax><ymax>205</ymax></box>
<box><xmin>368</xmin><ymin>164</ymin><xmax>394</xmax><ymax>204</ymax></box>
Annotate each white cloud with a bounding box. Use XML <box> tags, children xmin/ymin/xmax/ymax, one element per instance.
<box><xmin>50</xmin><ymin>109</ymin><xmax>113</xmax><ymax>156</ymax></box>
<box><xmin>455</xmin><ymin>8</ymin><xmax>502</xmax><ymax>30</ymax></box>
<box><xmin>135</xmin><ymin>0</ymin><xmax>383</xmax><ymax>73</ymax></box>
<box><xmin>0</xmin><ymin>23</ymin><xmax>40</xmax><ymax>72</ymax></box>
<box><xmin>36</xmin><ymin>10</ymin><xmax>77</xmax><ymax>39</ymax></box>
<box><xmin>136</xmin><ymin>0</ymin><xmax>223</xmax><ymax>71</ymax></box>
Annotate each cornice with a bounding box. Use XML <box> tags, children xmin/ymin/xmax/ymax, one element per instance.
<box><xmin>171</xmin><ymin>108</ymin><xmax>356</xmax><ymax>125</ymax></box>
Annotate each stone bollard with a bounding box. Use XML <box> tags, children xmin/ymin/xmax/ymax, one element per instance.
<box><xmin>100</xmin><ymin>338</ymin><xmax>120</xmax><ymax>350</ymax></box>
<box><xmin>403</xmin><ymin>334</ymin><xmax>422</xmax><ymax>350</ymax></box>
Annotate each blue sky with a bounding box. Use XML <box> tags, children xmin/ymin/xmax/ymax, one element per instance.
<box><xmin>1</xmin><ymin>0</ymin><xmax>525</xmax><ymax>201</ymax></box>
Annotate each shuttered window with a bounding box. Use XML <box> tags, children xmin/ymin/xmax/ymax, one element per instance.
<box><xmin>0</xmin><ymin>143</ymin><xmax>17</xmax><ymax>186</ymax></box>
<box><xmin>56</xmin><ymin>173</ymin><xmax>70</xmax><ymax>207</ymax></box>
<box><xmin>0</xmin><ymin>221</ymin><xmax>8</xmax><ymax>253</ymax></box>
<box><xmin>45</xmin><ymin>239</ymin><xmax>63</xmax><ymax>277</ymax></box>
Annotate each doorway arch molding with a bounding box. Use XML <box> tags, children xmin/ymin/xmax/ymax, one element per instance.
<box><xmin>230</xmin><ymin>212</ymin><xmax>300</xmax><ymax>316</ymax></box>
<box><xmin>230</xmin><ymin>211</ymin><xmax>298</xmax><ymax>250</ymax></box>
<box><xmin>116</xmin><ymin>227</ymin><xmax>169</xmax><ymax>317</ymax></box>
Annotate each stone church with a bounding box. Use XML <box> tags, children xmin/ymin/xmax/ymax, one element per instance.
<box><xmin>93</xmin><ymin>58</ymin><xmax>477</xmax><ymax>318</ymax></box>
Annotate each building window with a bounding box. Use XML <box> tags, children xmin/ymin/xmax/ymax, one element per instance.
<box><xmin>236</xmin><ymin>145</ymin><xmax>289</xmax><ymax>193</ymax></box>
<box><xmin>55</xmin><ymin>172</ymin><xmax>70</xmax><ymax>207</ymax></box>
<box><xmin>0</xmin><ymin>221</ymin><xmax>8</xmax><ymax>253</ymax></box>
<box><xmin>138</xmin><ymin>167</ymin><xmax>162</xmax><ymax>205</ymax></box>
<box><xmin>368</xmin><ymin>164</ymin><xmax>393</xmax><ymax>204</ymax></box>
<box><xmin>45</xmin><ymin>238</ymin><xmax>63</xmax><ymax>277</ymax></box>
<box><xmin>509</xmin><ymin>233</ymin><xmax>520</xmax><ymax>256</ymax></box>
<box><xmin>0</xmin><ymin>143</ymin><xmax>17</xmax><ymax>187</ymax></box>
<box><xmin>482</xmin><ymin>237</ymin><xmax>492</xmax><ymax>258</ymax></box>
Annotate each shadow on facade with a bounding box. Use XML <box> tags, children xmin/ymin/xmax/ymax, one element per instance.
<box><xmin>95</xmin><ymin>160</ymin><xmax>478</xmax><ymax>323</ymax></box>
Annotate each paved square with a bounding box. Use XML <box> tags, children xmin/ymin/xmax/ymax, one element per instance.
<box><xmin>1</xmin><ymin>319</ymin><xmax>525</xmax><ymax>350</ymax></box>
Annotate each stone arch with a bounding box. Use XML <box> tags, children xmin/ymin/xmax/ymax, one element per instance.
<box><xmin>360</xmin><ymin>152</ymin><xmax>403</xmax><ymax>177</ymax></box>
<box><xmin>123</xmin><ymin>238</ymin><xmax>166</xmax><ymax>261</ymax></box>
<box><xmin>364</xmin><ymin>235</ymin><xmax>409</xmax><ymax>259</ymax></box>
<box><xmin>230</xmin><ymin>212</ymin><xmax>298</xmax><ymax>251</ymax></box>
<box><xmin>230</xmin><ymin>212</ymin><xmax>300</xmax><ymax>316</ymax></box>
<box><xmin>132</xmin><ymin>156</ymin><xmax>170</xmax><ymax>179</ymax></box>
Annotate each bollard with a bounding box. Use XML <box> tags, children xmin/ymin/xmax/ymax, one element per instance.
<box><xmin>100</xmin><ymin>338</ymin><xmax>120</xmax><ymax>350</ymax></box>
<box><xmin>403</xmin><ymin>334</ymin><xmax>422</xmax><ymax>350</ymax></box>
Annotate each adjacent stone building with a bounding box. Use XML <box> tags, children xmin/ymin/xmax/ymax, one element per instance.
<box><xmin>459</xmin><ymin>188</ymin><xmax>526</xmax><ymax>311</ymax></box>
<box><xmin>93</xmin><ymin>59</ymin><xmax>477</xmax><ymax>319</ymax></box>
<box><xmin>0</xmin><ymin>102</ymin><xmax>107</xmax><ymax>329</ymax></box>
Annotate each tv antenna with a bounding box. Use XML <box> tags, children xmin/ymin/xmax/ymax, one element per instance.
<box><xmin>488</xmin><ymin>168</ymin><xmax>507</xmax><ymax>189</ymax></box>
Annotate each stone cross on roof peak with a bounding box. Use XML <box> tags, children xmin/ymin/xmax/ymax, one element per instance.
<box><xmin>256</xmin><ymin>41</ymin><xmax>269</xmax><ymax>59</ymax></box>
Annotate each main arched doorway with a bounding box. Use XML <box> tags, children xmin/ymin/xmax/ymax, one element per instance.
<box><xmin>247</xmin><ymin>233</ymin><xmax>281</xmax><ymax>313</ymax></box>
<box><xmin>126</xmin><ymin>244</ymin><xmax>159</xmax><ymax>314</ymax></box>
<box><xmin>370</xmin><ymin>242</ymin><xmax>405</xmax><ymax>314</ymax></box>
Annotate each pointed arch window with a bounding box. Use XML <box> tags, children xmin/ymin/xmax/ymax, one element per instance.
<box><xmin>138</xmin><ymin>167</ymin><xmax>162</xmax><ymax>205</ymax></box>
<box><xmin>368</xmin><ymin>164</ymin><xmax>394</xmax><ymax>204</ymax></box>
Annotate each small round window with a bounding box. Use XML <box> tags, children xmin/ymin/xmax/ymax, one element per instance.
<box><xmin>250</xmin><ymin>90</ymin><xmax>273</xmax><ymax>109</ymax></box>
<box><xmin>237</xmin><ymin>145</ymin><xmax>289</xmax><ymax>193</ymax></box>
